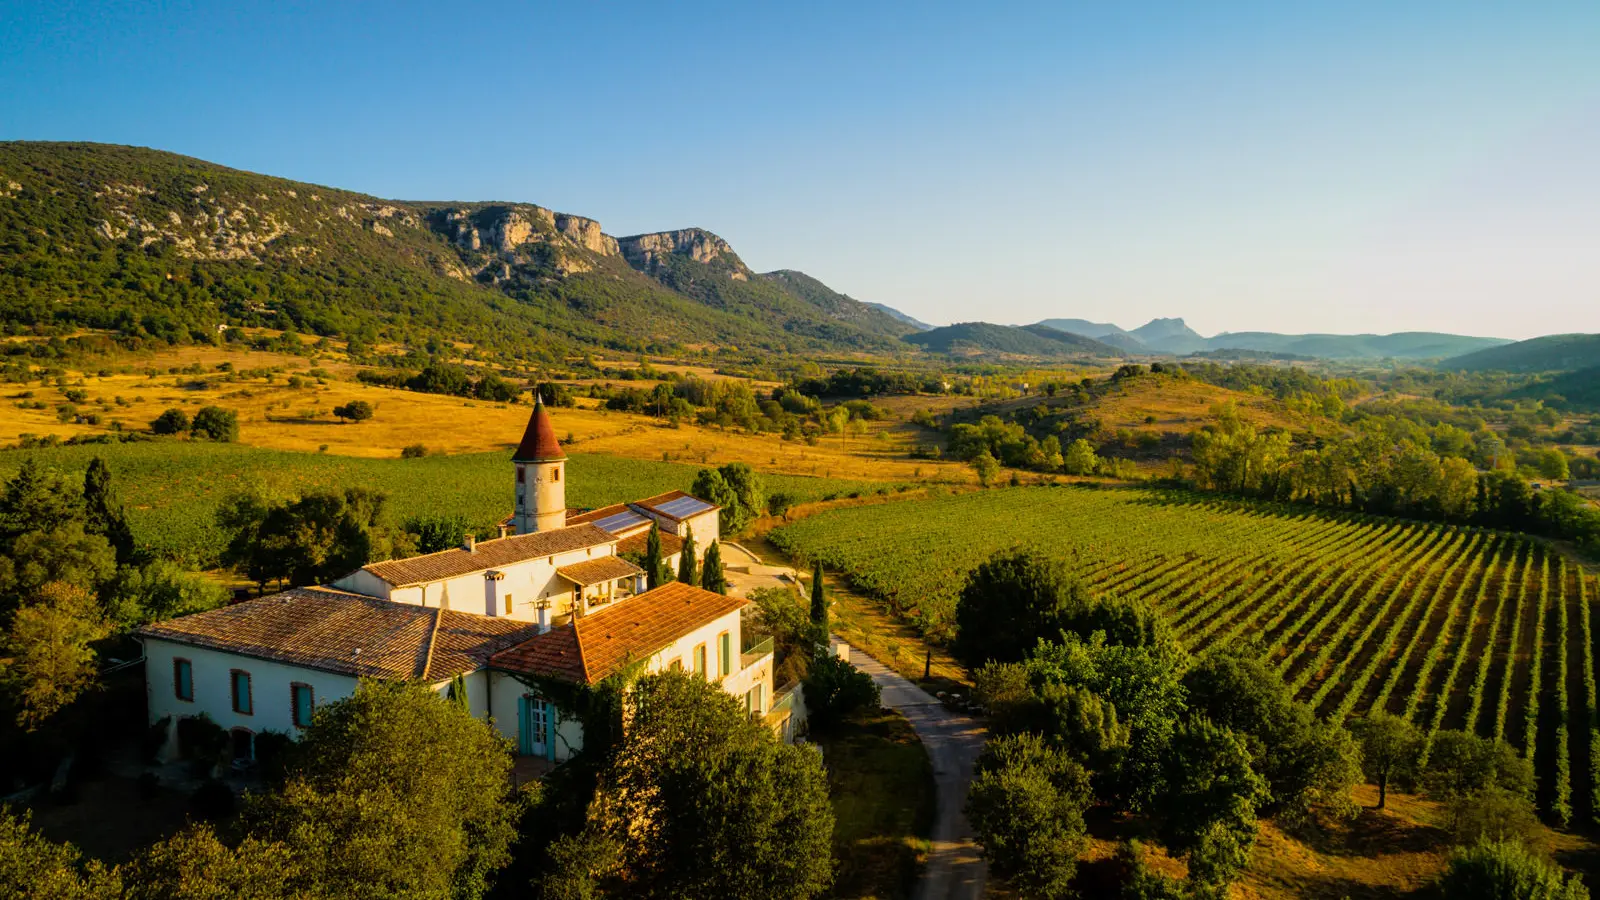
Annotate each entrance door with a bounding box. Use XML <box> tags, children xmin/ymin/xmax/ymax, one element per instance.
<box><xmin>518</xmin><ymin>696</ymin><xmax>549</xmax><ymax>758</ymax></box>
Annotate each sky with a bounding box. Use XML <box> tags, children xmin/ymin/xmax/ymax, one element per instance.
<box><xmin>3</xmin><ymin>2</ymin><xmax>1598</xmax><ymax>340</ymax></box>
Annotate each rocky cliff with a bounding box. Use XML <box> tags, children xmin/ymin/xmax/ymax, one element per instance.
<box><xmin>617</xmin><ymin>228</ymin><xmax>748</xmax><ymax>278</ymax></box>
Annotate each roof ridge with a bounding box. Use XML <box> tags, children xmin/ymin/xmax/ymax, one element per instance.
<box><xmin>418</xmin><ymin>605</ymin><xmax>445</xmax><ymax>681</ymax></box>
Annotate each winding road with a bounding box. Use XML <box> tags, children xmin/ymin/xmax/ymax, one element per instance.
<box><xmin>843</xmin><ymin>643</ymin><xmax>989</xmax><ymax>900</ymax></box>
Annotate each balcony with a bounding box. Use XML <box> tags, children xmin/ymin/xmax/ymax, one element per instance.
<box><xmin>741</xmin><ymin>635</ymin><xmax>774</xmax><ymax>671</ymax></box>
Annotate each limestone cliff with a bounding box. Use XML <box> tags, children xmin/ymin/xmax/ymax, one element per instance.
<box><xmin>617</xmin><ymin>228</ymin><xmax>749</xmax><ymax>279</ymax></box>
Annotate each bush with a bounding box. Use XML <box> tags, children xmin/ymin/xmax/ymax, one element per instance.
<box><xmin>143</xmin><ymin>716</ymin><xmax>172</xmax><ymax>763</ymax></box>
<box><xmin>401</xmin><ymin>443</ymin><xmax>428</xmax><ymax>459</ymax></box>
<box><xmin>191</xmin><ymin>406</ymin><xmax>238</xmax><ymax>442</ymax></box>
<box><xmin>150</xmin><ymin>407</ymin><xmax>190</xmax><ymax>435</ymax></box>
<box><xmin>176</xmin><ymin>714</ymin><xmax>227</xmax><ymax>767</ymax></box>
<box><xmin>332</xmin><ymin>400</ymin><xmax>374</xmax><ymax>423</ymax></box>
<box><xmin>253</xmin><ymin>730</ymin><xmax>294</xmax><ymax>784</ymax></box>
<box><xmin>803</xmin><ymin>654</ymin><xmax>880</xmax><ymax>730</ymax></box>
<box><xmin>1439</xmin><ymin>840</ymin><xmax>1588</xmax><ymax>900</ymax></box>
<box><xmin>967</xmin><ymin>733</ymin><xmax>1091</xmax><ymax>899</ymax></box>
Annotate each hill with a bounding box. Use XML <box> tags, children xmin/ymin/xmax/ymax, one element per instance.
<box><xmin>863</xmin><ymin>301</ymin><xmax>934</xmax><ymax>331</ymax></box>
<box><xmin>1209</xmin><ymin>331</ymin><xmax>1509</xmax><ymax>360</ymax></box>
<box><xmin>0</xmin><ymin>142</ymin><xmax>911</xmax><ymax>359</ymax></box>
<box><xmin>1444</xmin><ymin>333</ymin><xmax>1600</xmax><ymax>372</ymax></box>
<box><xmin>1511</xmin><ymin>366</ymin><xmax>1600</xmax><ymax>410</ymax></box>
<box><xmin>1129</xmin><ymin>317</ymin><xmax>1209</xmax><ymax>354</ymax></box>
<box><xmin>903</xmin><ymin>322</ymin><xmax>1124</xmax><ymax>358</ymax></box>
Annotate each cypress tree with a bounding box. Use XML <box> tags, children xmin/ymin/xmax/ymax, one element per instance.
<box><xmin>810</xmin><ymin>560</ymin><xmax>828</xmax><ymax>633</ymax></box>
<box><xmin>83</xmin><ymin>456</ymin><xmax>136</xmax><ymax>564</ymax></box>
<box><xmin>645</xmin><ymin>521</ymin><xmax>666</xmax><ymax>590</ymax></box>
<box><xmin>678</xmin><ymin>524</ymin><xmax>699</xmax><ymax>586</ymax></box>
<box><xmin>701</xmin><ymin>542</ymin><xmax>727</xmax><ymax>594</ymax></box>
<box><xmin>448</xmin><ymin>673</ymin><xmax>471</xmax><ymax>714</ymax></box>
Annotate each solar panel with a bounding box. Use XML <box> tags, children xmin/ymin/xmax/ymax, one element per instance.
<box><xmin>656</xmin><ymin>496</ymin><xmax>713</xmax><ymax>518</ymax></box>
<box><xmin>593</xmin><ymin>509</ymin><xmax>650</xmax><ymax>533</ymax></box>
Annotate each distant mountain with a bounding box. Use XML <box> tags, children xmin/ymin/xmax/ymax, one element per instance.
<box><xmin>1512</xmin><ymin>366</ymin><xmax>1600</xmax><ymax>409</ymax></box>
<box><xmin>904</xmin><ymin>322</ymin><xmax>1124</xmax><ymax>358</ymax></box>
<box><xmin>1035</xmin><ymin>314</ymin><xmax>1511</xmax><ymax>360</ymax></box>
<box><xmin>0</xmin><ymin>141</ymin><xmax>913</xmax><ymax>357</ymax></box>
<box><xmin>1034</xmin><ymin>318</ymin><xmax>1147</xmax><ymax>352</ymax></box>
<box><xmin>1444</xmin><ymin>334</ymin><xmax>1600</xmax><ymax>372</ymax></box>
<box><xmin>1206</xmin><ymin>331</ymin><xmax>1510</xmax><ymax>360</ymax></box>
<box><xmin>863</xmin><ymin>301</ymin><xmax>934</xmax><ymax>332</ymax></box>
<box><xmin>1130</xmin><ymin>318</ymin><xmax>1209</xmax><ymax>354</ymax></box>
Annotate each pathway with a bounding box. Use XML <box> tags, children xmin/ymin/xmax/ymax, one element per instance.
<box><xmin>844</xmin><ymin>642</ymin><xmax>989</xmax><ymax>900</ymax></box>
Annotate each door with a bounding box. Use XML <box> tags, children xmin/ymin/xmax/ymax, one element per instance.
<box><xmin>518</xmin><ymin>695</ymin><xmax>549</xmax><ymax>758</ymax></box>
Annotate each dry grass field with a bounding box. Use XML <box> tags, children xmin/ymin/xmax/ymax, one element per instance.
<box><xmin>2</xmin><ymin>345</ymin><xmax>977</xmax><ymax>483</ymax></box>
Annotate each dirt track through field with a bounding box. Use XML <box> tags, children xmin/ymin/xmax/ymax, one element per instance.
<box><xmin>843</xmin><ymin>643</ymin><xmax>989</xmax><ymax>900</ymax></box>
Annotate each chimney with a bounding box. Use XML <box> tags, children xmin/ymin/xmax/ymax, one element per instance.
<box><xmin>536</xmin><ymin>600</ymin><xmax>551</xmax><ymax>634</ymax></box>
<box><xmin>463</xmin><ymin>533</ymin><xmax>476</xmax><ymax>553</ymax></box>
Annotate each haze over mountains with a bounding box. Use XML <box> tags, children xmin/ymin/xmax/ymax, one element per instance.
<box><xmin>1034</xmin><ymin>317</ymin><xmax>1512</xmax><ymax>360</ymax></box>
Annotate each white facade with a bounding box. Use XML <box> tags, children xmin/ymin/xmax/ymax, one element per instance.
<box><xmin>514</xmin><ymin>458</ymin><xmax>567</xmax><ymax>534</ymax></box>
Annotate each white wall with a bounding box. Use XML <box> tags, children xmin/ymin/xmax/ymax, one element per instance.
<box><xmin>142</xmin><ymin>637</ymin><xmax>358</xmax><ymax>757</ymax></box>
<box><xmin>334</xmin><ymin>542</ymin><xmax>622</xmax><ymax>622</ymax></box>
<box><xmin>488</xmin><ymin>670</ymin><xmax>584</xmax><ymax>762</ymax></box>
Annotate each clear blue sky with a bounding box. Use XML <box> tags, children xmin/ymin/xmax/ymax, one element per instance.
<box><xmin>3</xmin><ymin>2</ymin><xmax>1598</xmax><ymax>339</ymax></box>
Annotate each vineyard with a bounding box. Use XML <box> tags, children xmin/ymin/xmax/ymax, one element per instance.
<box><xmin>770</xmin><ymin>484</ymin><xmax>1600</xmax><ymax>822</ymax></box>
<box><xmin>0</xmin><ymin>442</ymin><xmax>897</xmax><ymax>565</ymax></box>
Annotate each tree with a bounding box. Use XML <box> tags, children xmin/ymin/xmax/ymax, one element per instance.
<box><xmin>953</xmin><ymin>551</ymin><xmax>1090</xmax><ymax>669</ymax></box>
<box><xmin>971</xmin><ymin>449</ymin><xmax>1000</xmax><ymax>486</ymax></box>
<box><xmin>700</xmin><ymin>541</ymin><xmax>726</xmax><ymax>595</ymax></box>
<box><xmin>677</xmin><ymin>524</ymin><xmax>698</xmax><ymax>586</ymax></box>
<box><xmin>592</xmin><ymin>671</ymin><xmax>834</xmax><ymax>899</ymax></box>
<box><xmin>1351</xmin><ymin>712</ymin><xmax>1423</xmax><ymax>809</ymax></box>
<box><xmin>802</xmin><ymin>655</ymin><xmax>880</xmax><ymax>730</ymax></box>
<box><xmin>332</xmin><ymin>400</ymin><xmax>375</xmax><ymax>423</ymax></box>
<box><xmin>1438</xmin><ymin>840</ymin><xmax>1589</xmax><ymax>900</ymax></box>
<box><xmin>83</xmin><ymin>456</ymin><xmax>136</xmax><ymax>564</ymax></box>
<box><xmin>1182</xmin><ymin>648</ymin><xmax>1361</xmax><ymax>821</ymax></box>
<box><xmin>123</xmin><ymin>826</ymin><xmax>298</xmax><ymax>900</ymax></box>
<box><xmin>0</xmin><ymin>808</ymin><xmax>121</xmax><ymax>899</ymax></box>
<box><xmin>1</xmin><ymin>581</ymin><xmax>111</xmax><ymax>730</ymax></box>
<box><xmin>642</xmin><ymin>522</ymin><xmax>671</xmax><ymax>591</ymax></box>
<box><xmin>809</xmin><ymin>559</ymin><xmax>828</xmax><ymax>636</ymax></box>
<box><xmin>0</xmin><ymin>521</ymin><xmax>117</xmax><ymax>612</ymax></box>
<box><xmin>474</xmin><ymin>372</ymin><xmax>519</xmax><ymax>403</ymax></box>
<box><xmin>406</xmin><ymin>514</ymin><xmax>469</xmax><ymax>554</ymax></box>
<box><xmin>219</xmin><ymin>488</ymin><xmax>407</xmax><ymax>589</ymax></box>
<box><xmin>690</xmin><ymin>468</ymin><xmax>740</xmax><ymax>532</ymax></box>
<box><xmin>967</xmin><ymin>733</ymin><xmax>1092</xmax><ymax>899</ymax></box>
<box><xmin>151</xmin><ymin>407</ymin><xmax>190</xmax><ymax>435</ymax></box>
<box><xmin>191</xmin><ymin>405</ymin><xmax>239</xmax><ymax>442</ymax></box>
<box><xmin>1062</xmin><ymin>439</ymin><xmax>1099</xmax><ymax>476</ymax></box>
<box><xmin>244</xmin><ymin>680</ymin><xmax>523</xmax><ymax>900</ymax></box>
<box><xmin>103</xmin><ymin>559</ymin><xmax>228</xmax><ymax>626</ymax></box>
<box><xmin>1156</xmin><ymin>717</ymin><xmax>1268</xmax><ymax>893</ymax></box>
<box><xmin>1422</xmin><ymin>730</ymin><xmax>1535</xmax><ymax>802</ymax></box>
<box><xmin>716</xmin><ymin>462</ymin><xmax>765</xmax><ymax>535</ymax></box>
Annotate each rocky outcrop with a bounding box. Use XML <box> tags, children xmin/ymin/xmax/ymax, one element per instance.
<box><xmin>438</xmin><ymin>205</ymin><xmax>620</xmax><ymax>259</ymax></box>
<box><xmin>617</xmin><ymin>228</ymin><xmax>746</xmax><ymax>273</ymax></box>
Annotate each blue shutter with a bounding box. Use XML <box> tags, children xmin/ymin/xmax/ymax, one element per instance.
<box><xmin>175</xmin><ymin>659</ymin><xmax>193</xmax><ymax>701</ymax></box>
<box><xmin>293</xmin><ymin>685</ymin><xmax>313</xmax><ymax>727</ymax></box>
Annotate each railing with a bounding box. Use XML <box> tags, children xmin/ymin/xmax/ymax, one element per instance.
<box><xmin>741</xmin><ymin>636</ymin><xmax>774</xmax><ymax>670</ymax></box>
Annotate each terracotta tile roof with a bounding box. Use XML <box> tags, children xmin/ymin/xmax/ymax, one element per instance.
<box><xmin>136</xmin><ymin>587</ymin><xmax>540</xmax><ymax>680</ymax></box>
<box><xmin>617</xmin><ymin>529</ymin><xmax>683</xmax><ymax>557</ymax></box>
<box><xmin>361</xmin><ymin>524</ymin><xmax>616</xmax><ymax>587</ymax></box>
<box><xmin>512</xmin><ymin>400</ymin><xmax>566</xmax><ymax>462</ymax></box>
<box><xmin>491</xmin><ymin>582</ymin><xmax>746</xmax><ymax>684</ymax></box>
<box><xmin>557</xmin><ymin>556</ymin><xmax>644</xmax><ymax>587</ymax></box>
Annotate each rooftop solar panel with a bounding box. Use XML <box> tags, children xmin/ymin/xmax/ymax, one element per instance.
<box><xmin>593</xmin><ymin>510</ymin><xmax>650</xmax><ymax>533</ymax></box>
<box><xmin>656</xmin><ymin>496</ymin><xmax>713</xmax><ymax>518</ymax></box>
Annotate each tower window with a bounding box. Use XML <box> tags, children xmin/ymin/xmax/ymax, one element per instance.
<box><xmin>517</xmin><ymin>467</ymin><xmax>524</xmax><ymax>484</ymax></box>
<box><xmin>551</xmin><ymin>467</ymin><xmax>560</xmax><ymax>482</ymax></box>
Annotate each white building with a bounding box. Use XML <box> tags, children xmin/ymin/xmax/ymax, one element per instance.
<box><xmin>136</xmin><ymin>401</ymin><xmax>780</xmax><ymax>766</ymax></box>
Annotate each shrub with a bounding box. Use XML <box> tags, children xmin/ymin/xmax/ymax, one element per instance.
<box><xmin>401</xmin><ymin>443</ymin><xmax>428</xmax><ymax>459</ymax></box>
<box><xmin>332</xmin><ymin>400</ymin><xmax>375</xmax><ymax>423</ymax></box>
<box><xmin>191</xmin><ymin>406</ymin><xmax>238</xmax><ymax>442</ymax></box>
<box><xmin>143</xmin><ymin>716</ymin><xmax>172</xmax><ymax>763</ymax></box>
<box><xmin>151</xmin><ymin>407</ymin><xmax>190</xmax><ymax>435</ymax></box>
<box><xmin>1439</xmin><ymin>840</ymin><xmax>1588</xmax><ymax>900</ymax></box>
<box><xmin>803</xmin><ymin>654</ymin><xmax>880</xmax><ymax>730</ymax></box>
<box><xmin>176</xmin><ymin>714</ymin><xmax>227</xmax><ymax>766</ymax></box>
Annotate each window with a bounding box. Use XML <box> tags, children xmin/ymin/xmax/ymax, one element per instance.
<box><xmin>551</xmin><ymin>467</ymin><xmax>560</xmax><ymax>482</ymax></box>
<box><xmin>693</xmin><ymin>643</ymin><xmax>707</xmax><ymax>677</ymax></box>
<box><xmin>291</xmin><ymin>683</ymin><xmax>314</xmax><ymax>728</ymax></box>
<box><xmin>517</xmin><ymin>466</ymin><xmax>525</xmax><ymax>484</ymax></box>
<box><xmin>231</xmin><ymin>728</ymin><xmax>254</xmax><ymax>761</ymax></box>
<box><xmin>754</xmin><ymin>682</ymin><xmax>763</xmax><ymax>715</ymax></box>
<box><xmin>173</xmin><ymin>658</ymin><xmax>193</xmax><ymax>702</ymax></box>
<box><xmin>670</xmin><ymin>658</ymin><xmax>683</xmax><ymax>672</ymax></box>
<box><xmin>719</xmin><ymin>631</ymin><xmax>731</xmax><ymax>677</ymax></box>
<box><xmin>230</xmin><ymin>670</ymin><xmax>252</xmax><ymax>715</ymax></box>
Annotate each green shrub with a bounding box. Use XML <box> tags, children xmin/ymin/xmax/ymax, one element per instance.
<box><xmin>1439</xmin><ymin>840</ymin><xmax>1588</xmax><ymax>900</ymax></box>
<box><xmin>803</xmin><ymin>654</ymin><xmax>880</xmax><ymax>731</ymax></box>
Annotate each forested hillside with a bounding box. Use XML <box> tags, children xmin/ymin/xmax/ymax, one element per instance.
<box><xmin>904</xmin><ymin>321</ymin><xmax>1124</xmax><ymax>358</ymax></box>
<box><xmin>1446</xmin><ymin>334</ymin><xmax>1600</xmax><ymax>372</ymax></box>
<box><xmin>0</xmin><ymin>142</ymin><xmax>911</xmax><ymax>360</ymax></box>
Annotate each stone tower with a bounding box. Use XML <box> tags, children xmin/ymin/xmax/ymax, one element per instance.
<box><xmin>512</xmin><ymin>399</ymin><xmax>567</xmax><ymax>534</ymax></box>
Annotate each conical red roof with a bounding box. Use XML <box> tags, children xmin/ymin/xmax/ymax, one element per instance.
<box><xmin>512</xmin><ymin>400</ymin><xmax>566</xmax><ymax>462</ymax></box>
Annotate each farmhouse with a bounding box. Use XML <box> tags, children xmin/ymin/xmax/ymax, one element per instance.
<box><xmin>138</xmin><ymin>401</ymin><xmax>778</xmax><ymax>765</ymax></box>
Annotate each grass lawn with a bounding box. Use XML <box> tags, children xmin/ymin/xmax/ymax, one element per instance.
<box><xmin>815</xmin><ymin>707</ymin><xmax>935</xmax><ymax>899</ymax></box>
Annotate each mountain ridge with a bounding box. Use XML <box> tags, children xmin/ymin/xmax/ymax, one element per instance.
<box><xmin>1035</xmin><ymin>315</ymin><xmax>1511</xmax><ymax>360</ymax></box>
